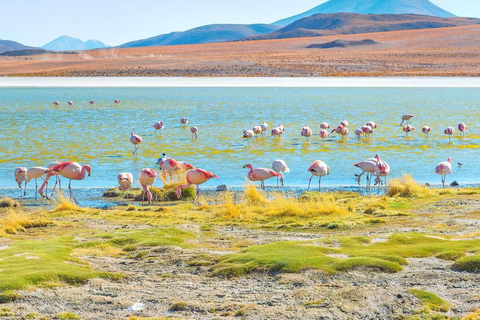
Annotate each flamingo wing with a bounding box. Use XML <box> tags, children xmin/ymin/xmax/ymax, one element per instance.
<box><xmin>49</xmin><ymin>161</ymin><xmax>73</xmax><ymax>173</ymax></box>
<box><xmin>195</xmin><ymin>168</ymin><xmax>218</xmax><ymax>179</ymax></box>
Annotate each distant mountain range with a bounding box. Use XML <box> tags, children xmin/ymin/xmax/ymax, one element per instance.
<box><xmin>0</xmin><ymin>40</ymin><xmax>35</xmax><ymax>54</ymax></box>
<box><xmin>274</xmin><ymin>0</ymin><xmax>456</xmax><ymax>26</ymax></box>
<box><xmin>248</xmin><ymin>13</ymin><xmax>480</xmax><ymax>41</ymax></box>
<box><xmin>42</xmin><ymin>36</ymin><xmax>109</xmax><ymax>51</ymax></box>
<box><xmin>119</xmin><ymin>24</ymin><xmax>279</xmax><ymax>48</ymax></box>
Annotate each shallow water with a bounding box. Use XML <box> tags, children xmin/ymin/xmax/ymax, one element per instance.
<box><xmin>1</xmin><ymin>87</ymin><xmax>480</xmax><ymax>196</ymax></box>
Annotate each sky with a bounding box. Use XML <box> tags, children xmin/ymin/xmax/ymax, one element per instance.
<box><xmin>1</xmin><ymin>0</ymin><xmax>479</xmax><ymax>47</ymax></box>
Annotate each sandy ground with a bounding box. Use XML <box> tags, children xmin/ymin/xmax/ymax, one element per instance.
<box><xmin>1</xmin><ymin>25</ymin><xmax>480</xmax><ymax>77</ymax></box>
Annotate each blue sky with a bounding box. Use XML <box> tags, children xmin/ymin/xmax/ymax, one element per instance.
<box><xmin>1</xmin><ymin>0</ymin><xmax>479</xmax><ymax>47</ymax></box>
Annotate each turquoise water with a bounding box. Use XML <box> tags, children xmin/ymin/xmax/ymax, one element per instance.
<box><xmin>1</xmin><ymin>87</ymin><xmax>479</xmax><ymax>194</ymax></box>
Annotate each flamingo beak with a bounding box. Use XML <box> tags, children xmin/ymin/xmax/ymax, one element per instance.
<box><xmin>243</xmin><ymin>165</ymin><xmax>248</xmax><ymax>169</ymax></box>
<box><xmin>88</xmin><ymin>171</ymin><xmax>91</xmax><ymax>177</ymax></box>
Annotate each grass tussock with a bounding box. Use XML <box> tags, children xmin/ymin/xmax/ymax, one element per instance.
<box><xmin>211</xmin><ymin>233</ymin><xmax>480</xmax><ymax>277</ymax></box>
<box><xmin>0</xmin><ymin>209</ymin><xmax>51</xmax><ymax>236</ymax></box>
<box><xmin>452</xmin><ymin>254</ymin><xmax>480</xmax><ymax>273</ymax></box>
<box><xmin>51</xmin><ymin>193</ymin><xmax>84</xmax><ymax>213</ymax></box>
<box><xmin>409</xmin><ymin>289</ymin><xmax>450</xmax><ymax>312</ymax></box>
<box><xmin>0</xmin><ymin>197</ymin><xmax>20</xmax><ymax>208</ymax></box>
<box><xmin>387</xmin><ymin>175</ymin><xmax>434</xmax><ymax>198</ymax></box>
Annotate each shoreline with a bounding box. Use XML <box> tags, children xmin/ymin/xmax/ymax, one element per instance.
<box><xmin>1</xmin><ymin>77</ymin><xmax>480</xmax><ymax>88</ymax></box>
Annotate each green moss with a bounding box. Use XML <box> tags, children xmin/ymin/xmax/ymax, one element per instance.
<box><xmin>452</xmin><ymin>255</ymin><xmax>480</xmax><ymax>273</ymax></box>
<box><xmin>26</xmin><ymin>312</ymin><xmax>41</xmax><ymax>319</ymax></box>
<box><xmin>169</xmin><ymin>302</ymin><xmax>188</xmax><ymax>311</ymax></box>
<box><xmin>435</xmin><ymin>251</ymin><xmax>464</xmax><ymax>261</ymax></box>
<box><xmin>0</xmin><ymin>237</ymin><xmax>118</xmax><ymax>292</ymax></box>
<box><xmin>409</xmin><ymin>289</ymin><xmax>450</xmax><ymax>312</ymax></box>
<box><xmin>0</xmin><ymin>308</ymin><xmax>14</xmax><ymax>317</ymax></box>
<box><xmin>55</xmin><ymin>312</ymin><xmax>79</xmax><ymax>320</ymax></box>
<box><xmin>0</xmin><ymin>291</ymin><xmax>18</xmax><ymax>304</ymax></box>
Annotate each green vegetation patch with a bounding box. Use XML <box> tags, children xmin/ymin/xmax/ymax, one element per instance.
<box><xmin>211</xmin><ymin>234</ymin><xmax>480</xmax><ymax>276</ymax></box>
<box><xmin>452</xmin><ymin>254</ymin><xmax>480</xmax><ymax>273</ymax></box>
<box><xmin>0</xmin><ymin>237</ymin><xmax>118</xmax><ymax>292</ymax></box>
<box><xmin>103</xmin><ymin>184</ymin><xmax>195</xmax><ymax>202</ymax></box>
<box><xmin>409</xmin><ymin>289</ymin><xmax>450</xmax><ymax>312</ymax></box>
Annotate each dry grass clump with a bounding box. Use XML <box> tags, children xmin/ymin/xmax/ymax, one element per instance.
<box><xmin>0</xmin><ymin>197</ymin><xmax>20</xmax><ymax>208</ymax></box>
<box><xmin>0</xmin><ymin>209</ymin><xmax>51</xmax><ymax>236</ymax></box>
<box><xmin>387</xmin><ymin>175</ymin><xmax>434</xmax><ymax>198</ymax></box>
<box><xmin>51</xmin><ymin>193</ymin><xmax>84</xmax><ymax>213</ymax></box>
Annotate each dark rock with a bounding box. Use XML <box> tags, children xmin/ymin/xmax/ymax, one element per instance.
<box><xmin>307</xmin><ymin>39</ymin><xmax>378</xmax><ymax>49</ymax></box>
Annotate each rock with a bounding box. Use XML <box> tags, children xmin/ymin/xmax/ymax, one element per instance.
<box><xmin>451</xmin><ymin>181</ymin><xmax>459</xmax><ymax>187</ymax></box>
<box><xmin>216</xmin><ymin>184</ymin><xmax>228</xmax><ymax>192</ymax></box>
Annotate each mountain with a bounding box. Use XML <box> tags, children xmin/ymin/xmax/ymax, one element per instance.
<box><xmin>119</xmin><ymin>24</ymin><xmax>279</xmax><ymax>48</ymax></box>
<box><xmin>249</xmin><ymin>13</ymin><xmax>480</xmax><ymax>41</ymax></box>
<box><xmin>274</xmin><ymin>0</ymin><xmax>456</xmax><ymax>27</ymax></box>
<box><xmin>42</xmin><ymin>36</ymin><xmax>108</xmax><ymax>51</ymax></box>
<box><xmin>0</xmin><ymin>40</ymin><xmax>35</xmax><ymax>54</ymax></box>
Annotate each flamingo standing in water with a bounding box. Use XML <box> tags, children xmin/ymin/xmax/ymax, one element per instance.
<box><xmin>422</xmin><ymin>126</ymin><xmax>431</xmax><ymax>139</ymax></box>
<box><xmin>89</xmin><ymin>100</ymin><xmax>95</xmax><ymax>105</ymax></box>
<box><xmin>139</xmin><ymin>168</ymin><xmax>158</xmax><ymax>205</ymax></box>
<box><xmin>117</xmin><ymin>173</ymin><xmax>133</xmax><ymax>198</ymax></box>
<box><xmin>260</xmin><ymin>122</ymin><xmax>269</xmax><ymax>135</ymax></box>
<box><xmin>403</xmin><ymin>125</ymin><xmax>415</xmax><ymax>136</ymax></box>
<box><xmin>444</xmin><ymin>127</ymin><xmax>455</xmax><ymax>140</ymax></box>
<box><xmin>243</xmin><ymin>129</ymin><xmax>254</xmax><ymax>139</ymax></box>
<box><xmin>130</xmin><ymin>133</ymin><xmax>143</xmax><ymax>155</ymax></box>
<box><xmin>373</xmin><ymin>154</ymin><xmax>390</xmax><ymax>189</ymax></box>
<box><xmin>190</xmin><ymin>126</ymin><xmax>199</xmax><ymax>139</ymax></box>
<box><xmin>25</xmin><ymin>167</ymin><xmax>48</xmax><ymax>200</ymax></box>
<box><xmin>400</xmin><ymin>114</ymin><xmax>414</xmax><ymax>126</ymax></box>
<box><xmin>361</xmin><ymin>125</ymin><xmax>374</xmax><ymax>138</ymax></box>
<box><xmin>319</xmin><ymin>129</ymin><xmax>330</xmax><ymax>141</ymax></box>
<box><xmin>41</xmin><ymin>162</ymin><xmax>91</xmax><ymax>203</ymax></box>
<box><xmin>253</xmin><ymin>125</ymin><xmax>262</xmax><ymax>137</ymax></box>
<box><xmin>67</xmin><ymin>101</ymin><xmax>74</xmax><ymax>107</ymax></box>
<box><xmin>458</xmin><ymin>123</ymin><xmax>468</xmax><ymax>137</ymax></box>
<box><xmin>244</xmin><ymin>164</ymin><xmax>282</xmax><ymax>190</ymax></box>
<box><xmin>272</xmin><ymin>160</ymin><xmax>289</xmax><ymax>187</ymax></box>
<box><xmin>277</xmin><ymin>124</ymin><xmax>285</xmax><ymax>134</ymax></box>
<box><xmin>301</xmin><ymin>126</ymin><xmax>312</xmax><ymax>142</ymax></box>
<box><xmin>340</xmin><ymin>120</ymin><xmax>349</xmax><ymax>127</ymax></box>
<box><xmin>355</xmin><ymin>129</ymin><xmax>363</xmax><ymax>139</ymax></box>
<box><xmin>176</xmin><ymin>168</ymin><xmax>218</xmax><ymax>198</ymax></box>
<box><xmin>307</xmin><ymin>160</ymin><xmax>329</xmax><ymax>191</ymax></box>
<box><xmin>354</xmin><ymin>157</ymin><xmax>377</xmax><ymax>188</ymax></box>
<box><xmin>271</xmin><ymin>127</ymin><xmax>281</xmax><ymax>137</ymax></box>
<box><xmin>53</xmin><ymin>101</ymin><xmax>60</xmax><ymax>106</ymax></box>
<box><xmin>14</xmin><ymin>167</ymin><xmax>27</xmax><ymax>196</ymax></box>
<box><xmin>157</xmin><ymin>154</ymin><xmax>194</xmax><ymax>182</ymax></box>
<box><xmin>366</xmin><ymin>121</ymin><xmax>378</xmax><ymax>130</ymax></box>
<box><xmin>180</xmin><ymin>118</ymin><xmax>188</xmax><ymax>126</ymax></box>
<box><xmin>320</xmin><ymin>122</ymin><xmax>330</xmax><ymax>130</ymax></box>
<box><xmin>435</xmin><ymin>157</ymin><xmax>453</xmax><ymax>188</ymax></box>
<box><xmin>114</xmin><ymin>99</ymin><xmax>121</xmax><ymax>104</ymax></box>
<box><xmin>153</xmin><ymin>121</ymin><xmax>164</xmax><ymax>134</ymax></box>
<box><xmin>331</xmin><ymin>125</ymin><xmax>345</xmax><ymax>139</ymax></box>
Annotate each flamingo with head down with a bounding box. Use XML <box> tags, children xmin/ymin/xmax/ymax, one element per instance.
<box><xmin>139</xmin><ymin>168</ymin><xmax>158</xmax><ymax>205</ymax></box>
<box><xmin>67</xmin><ymin>101</ymin><xmax>74</xmax><ymax>107</ymax></box>
<box><xmin>156</xmin><ymin>154</ymin><xmax>194</xmax><ymax>182</ymax></box>
<box><xmin>25</xmin><ymin>167</ymin><xmax>48</xmax><ymax>200</ymax></box>
<box><xmin>400</xmin><ymin>114</ymin><xmax>414</xmax><ymax>126</ymax></box>
<box><xmin>355</xmin><ymin>129</ymin><xmax>363</xmax><ymax>139</ymax></box>
<box><xmin>190</xmin><ymin>126</ymin><xmax>199</xmax><ymax>139</ymax></box>
<box><xmin>260</xmin><ymin>122</ymin><xmax>269</xmax><ymax>135</ymax></box>
<box><xmin>244</xmin><ymin>164</ymin><xmax>282</xmax><ymax>190</ymax></box>
<box><xmin>176</xmin><ymin>168</ymin><xmax>218</xmax><ymax>198</ymax></box>
<box><xmin>272</xmin><ymin>160</ymin><xmax>289</xmax><ymax>187</ymax></box>
<box><xmin>354</xmin><ymin>157</ymin><xmax>377</xmax><ymax>188</ymax></box>
<box><xmin>243</xmin><ymin>129</ymin><xmax>254</xmax><ymax>139</ymax></box>
<box><xmin>14</xmin><ymin>167</ymin><xmax>27</xmax><ymax>196</ymax></box>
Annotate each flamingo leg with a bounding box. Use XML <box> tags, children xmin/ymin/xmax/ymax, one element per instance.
<box><xmin>318</xmin><ymin>176</ymin><xmax>321</xmax><ymax>192</ymax></box>
<box><xmin>282</xmin><ymin>177</ymin><xmax>284</xmax><ymax>188</ymax></box>
<box><xmin>357</xmin><ymin>172</ymin><xmax>364</xmax><ymax>185</ymax></box>
<box><xmin>308</xmin><ymin>175</ymin><xmax>313</xmax><ymax>191</ymax></box>
<box><xmin>142</xmin><ymin>185</ymin><xmax>145</xmax><ymax>206</ymax></box>
<box><xmin>24</xmin><ymin>182</ymin><xmax>27</xmax><ymax>197</ymax></box>
<box><xmin>69</xmin><ymin>180</ymin><xmax>78</xmax><ymax>204</ymax></box>
<box><xmin>276</xmin><ymin>177</ymin><xmax>279</xmax><ymax>188</ymax></box>
<box><xmin>35</xmin><ymin>179</ymin><xmax>38</xmax><ymax>201</ymax></box>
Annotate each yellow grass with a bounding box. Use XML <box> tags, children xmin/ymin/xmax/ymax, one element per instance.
<box><xmin>51</xmin><ymin>192</ymin><xmax>85</xmax><ymax>213</ymax></box>
<box><xmin>387</xmin><ymin>174</ymin><xmax>434</xmax><ymax>198</ymax></box>
<box><xmin>0</xmin><ymin>209</ymin><xmax>51</xmax><ymax>237</ymax></box>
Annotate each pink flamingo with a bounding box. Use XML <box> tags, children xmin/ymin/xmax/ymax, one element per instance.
<box><xmin>253</xmin><ymin>125</ymin><xmax>262</xmax><ymax>136</ymax></box>
<box><xmin>340</xmin><ymin>120</ymin><xmax>349</xmax><ymax>127</ymax></box>
<box><xmin>301</xmin><ymin>126</ymin><xmax>312</xmax><ymax>142</ymax></box>
<box><xmin>374</xmin><ymin>154</ymin><xmax>390</xmax><ymax>188</ymax></box>
<box><xmin>400</xmin><ymin>114</ymin><xmax>414</xmax><ymax>126</ymax></box>
<box><xmin>243</xmin><ymin>164</ymin><xmax>282</xmax><ymax>190</ymax></box>
<box><xmin>37</xmin><ymin>161</ymin><xmax>63</xmax><ymax>199</ymax></box>
<box><xmin>14</xmin><ymin>167</ymin><xmax>27</xmax><ymax>196</ymax></box>
<box><xmin>272</xmin><ymin>160</ymin><xmax>289</xmax><ymax>187</ymax></box>
<box><xmin>130</xmin><ymin>133</ymin><xmax>143</xmax><ymax>155</ymax></box>
<box><xmin>354</xmin><ymin>157</ymin><xmax>377</xmax><ymax>188</ymax></box>
<box><xmin>320</xmin><ymin>122</ymin><xmax>331</xmax><ymax>130</ymax></box>
<box><xmin>89</xmin><ymin>100</ymin><xmax>95</xmax><ymax>105</ymax></box>
<box><xmin>366</xmin><ymin>121</ymin><xmax>378</xmax><ymax>129</ymax></box>
<box><xmin>117</xmin><ymin>173</ymin><xmax>133</xmax><ymax>191</ymax></box>
<box><xmin>139</xmin><ymin>168</ymin><xmax>158</xmax><ymax>205</ymax></box>
<box><xmin>25</xmin><ymin>167</ymin><xmax>48</xmax><ymax>200</ymax></box>
<box><xmin>114</xmin><ymin>99</ymin><xmax>121</xmax><ymax>104</ymax></box>
<box><xmin>67</xmin><ymin>101</ymin><xmax>74</xmax><ymax>107</ymax></box>
<box><xmin>260</xmin><ymin>122</ymin><xmax>269</xmax><ymax>135</ymax></box>
<box><xmin>53</xmin><ymin>101</ymin><xmax>60</xmax><ymax>106</ymax></box>
<box><xmin>355</xmin><ymin>129</ymin><xmax>363</xmax><ymax>139</ymax></box>
<box><xmin>341</xmin><ymin>127</ymin><xmax>349</xmax><ymax>139</ymax></box>
<box><xmin>403</xmin><ymin>125</ymin><xmax>415</xmax><ymax>136</ymax></box>
<box><xmin>157</xmin><ymin>154</ymin><xmax>195</xmax><ymax>182</ymax></box>
<box><xmin>458</xmin><ymin>123</ymin><xmax>468</xmax><ymax>137</ymax></box>
<box><xmin>271</xmin><ymin>127</ymin><xmax>281</xmax><ymax>137</ymax></box>
<box><xmin>444</xmin><ymin>127</ymin><xmax>455</xmax><ymax>140</ymax></box>
<box><xmin>176</xmin><ymin>168</ymin><xmax>218</xmax><ymax>198</ymax></box>
<box><xmin>319</xmin><ymin>129</ymin><xmax>330</xmax><ymax>141</ymax></box>
<box><xmin>307</xmin><ymin>160</ymin><xmax>329</xmax><ymax>191</ymax></box>
<box><xmin>331</xmin><ymin>125</ymin><xmax>345</xmax><ymax>139</ymax></box>
<box><xmin>435</xmin><ymin>157</ymin><xmax>453</xmax><ymax>188</ymax></box>
<box><xmin>190</xmin><ymin>126</ymin><xmax>199</xmax><ymax>139</ymax></box>
<box><xmin>243</xmin><ymin>129</ymin><xmax>254</xmax><ymax>139</ymax></box>
<box><xmin>153</xmin><ymin>121</ymin><xmax>164</xmax><ymax>134</ymax></box>
<box><xmin>361</xmin><ymin>125</ymin><xmax>374</xmax><ymax>138</ymax></box>
<box><xmin>277</xmin><ymin>124</ymin><xmax>285</xmax><ymax>133</ymax></box>
<box><xmin>42</xmin><ymin>161</ymin><xmax>91</xmax><ymax>203</ymax></box>
<box><xmin>180</xmin><ymin>117</ymin><xmax>188</xmax><ymax>125</ymax></box>
<box><xmin>422</xmin><ymin>126</ymin><xmax>431</xmax><ymax>139</ymax></box>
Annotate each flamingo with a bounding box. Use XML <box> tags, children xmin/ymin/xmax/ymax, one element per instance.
<box><xmin>130</xmin><ymin>133</ymin><xmax>143</xmax><ymax>155</ymax></box>
<box><xmin>374</xmin><ymin>154</ymin><xmax>390</xmax><ymax>188</ymax></box>
<box><xmin>340</xmin><ymin>120</ymin><xmax>349</xmax><ymax>127</ymax></box>
<box><xmin>403</xmin><ymin>125</ymin><xmax>415</xmax><ymax>136</ymax></box>
<box><xmin>354</xmin><ymin>157</ymin><xmax>377</xmax><ymax>188</ymax></box>
<box><xmin>355</xmin><ymin>129</ymin><xmax>363</xmax><ymax>139</ymax></box>
<box><xmin>89</xmin><ymin>100</ymin><xmax>95</xmax><ymax>105</ymax></box>
<box><xmin>272</xmin><ymin>160</ymin><xmax>290</xmax><ymax>187</ymax></box>
<box><xmin>444</xmin><ymin>127</ymin><xmax>455</xmax><ymax>140</ymax></box>
<box><xmin>139</xmin><ymin>168</ymin><xmax>158</xmax><ymax>205</ymax></box>
<box><xmin>307</xmin><ymin>160</ymin><xmax>329</xmax><ymax>191</ymax></box>
<box><xmin>14</xmin><ymin>167</ymin><xmax>27</xmax><ymax>196</ymax></box>
<box><xmin>114</xmin><ymin>99</ymin><xmax>121</xmax><ymax>104</ymax></box>
<box><xmin>271</xmin><ymin>127</ymin><xmax>281</xmax><ymax>137</ymax></box>
<box><xmin>37</xmin><ymin>161</ymin><xmax>63</xmax><ymax>199</ymax></box>
<box><xmin>319</xmin><ymin>129</ymin><xmax>330</xmax><ymax>141</ymax></box>
<box><xmin>277</xmin><ymin>124</ymin><xmax>285</xmax><ymax>133</ymax></box>
<box><xmin>117</xmin><ymin>173</ymin><xmax>133</xmax><ymax>192</ymax></box>
<box><xmin>243</xmin><ymin>164</ymin><xmax>282</xmax><ymax>190</ymax></box>
<box><xmin>331</xmin><ymin>125</ymin><xmax>345</xmax><ymax>139</ymax></box>
<box><xmin>341</xmin><ymin>127</ymin><xmax>349</xmax><ymax>139</ymax></box>
<box><xmin>180</xmin><ymin>117</ymin><xmax>188</xmax><ymax>126</ymax></box>
<box><xmin>43</xmin><ymin>162</ymin><xmax>91</xmax><ymax>203</ymax></box>
<box><xmin>458</xmin><ymin>123</ymin><xmax>468</xmax><ymax>137</ymax></box>
<box><xmin>435</xmin><ymin>157</ymin><xmax>453</xmax><ymax>188</ymax></box>
<box><xmin>25</xmin><ymin>167</ymin><xmax>48</xmax><ymax>200</ymax></box>
<box><xmin>156</xmin><ymin>154</ymin><xmax>194</xmax><ymax>182</ymax></box>
<box><xmin>320</xmin><ymin>122</ymin><xmax>331</xmax><ymax>130</ymax></box>
<box><xmin>260</xmin><ymin>122</ymin><xmax>269</xmax><ymax>135</ymax></box>
<box><xmin>400</xmin><ymin>114</ymin><xmax>414</xmax><ymax>126</ymax></box>
<box><xmin>153</xmin><ymin>121</ymin><xmax>164</xmax><ymax>134</ymax></box>
<box><xmin>67</xmin><ymin>101</ymin><xmax>74</xmax><ymax>107</ymax></box>
<box><xmin>190</xmin><ymin>126</ymin><xmax>199</xmax><ymax>139</ymax></box>
<box><xmin>422</xmin><ymin>126</ymin><xmax>431</xmax><ymax>139</ymax></box>
<box><xmin>361</xmin><ymin>125</ymin><xmax>374</xmax><ymax>138</ymax></box>
<box><xmin>243</xmin><ymin>129</ymin><xmax>254</xmax><ymax>139</ymax></box>
<box><xmin>53</xmin><ymin>101</ymin><xmax>60</xmax><ymax>106</ymax></box>
<box><xmin>366</xmin><ymin>121</ymin><xmax>378</xmax><ymax>129</ymax></box>
<box><xmin>301</xmin><ymin>126</ymin><xmax>312</xmax><ymax>142</ymax></box>
<box><xmin>253</xmin><ymin>125</ymin><xmax>262</xmax><ymax>137</ymax></box>
<box><xmin>176</xmin><ymin>168</ymin><xmax>218</xmax><ymax>198</ymax></box>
